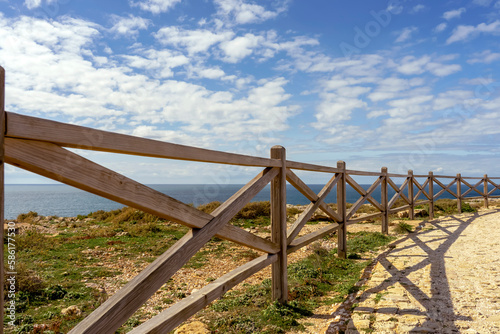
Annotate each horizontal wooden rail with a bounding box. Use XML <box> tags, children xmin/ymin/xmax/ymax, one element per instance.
<box><xmin>6</xmin><ymin>112</ymin><xmax>280</xmax><ymax>168</ymax></box>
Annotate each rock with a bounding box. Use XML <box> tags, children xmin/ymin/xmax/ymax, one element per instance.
<box><xmin>174</xmin><ymin>321</ymin><xmax>210</xmax><ymax>334</ymax></box>
<box><xmin>397</xmin><ymin>210</ymin><xmax>409</xmax><ymax>218</ymax></box>
<box><xmin>415</xmin><ymin>208</ymin><xmax>427</xmax><ymax>217</ymax></box>
<box><xmin>61</xmin><ymin>305</ymin><xmax>82</xmax><ymax>317</ymax></box>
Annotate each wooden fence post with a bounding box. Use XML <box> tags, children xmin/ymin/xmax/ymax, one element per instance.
<box><xmin>0</xmin><ymin>65</ymin><xmax>5</xmax><ymax>334</ymax></box>
<box><xmin>381</xmin><ymin>167</ymin><xmax>388</xmax><ymax>234</ymax></box>
<box><xmin>270</xmin><ymin>146</ymin><xmax>287</xmax><ymax>304</ymax></box>
<box><xmin>336</xmin><ymin>161</ymin><xmax>347</xmax><ymax>259</ymax></box>
<box><xmin>428</xmin><ymin>172</ymin><xmax>434</xmax><ymax>219</ymax></box>
<box><xmin>456</xmin><ymin>173</ymin><xmax>462</xmax><ymax>213</ymax></box>
<box><xmin>408</xmin><ymin>170</ymin><xmax>414</xmax><ymax>219</ymax></box>
<box><xmin>484</xmin><ymin>174</ymin><xmax>489</xmax><ymax>209</ymax></box>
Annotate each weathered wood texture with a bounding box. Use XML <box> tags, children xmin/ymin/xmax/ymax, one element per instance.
<box><xmin>6</xmin><ymin>112</ymin><xmax>280</xmax><ymax>168</ymax></box>
<box><xmin>128</xmin><ymin>254</ymin><xmax>277</xmax><ymax>334</ymax></box>
<box><xmin>336</xmin><ymin>161</ymin><xmax>347</xmax><ymax>259</ymax></box>
<box><xmin>286</xmin><ymin>174</ymin><xmax>340</xmax><ymax>244</ymax></box>
<box><xmin>381</xmin><ymin>167</ymin><xmax>388</xmax><ymax>234</ymax></box>
<box><xmin>484</xmin><ymin>175</ymin><xmax>489</xmax><ymax>208</ymax></box>
<box><xmin>428</xmin><ymin>172</ymin><xmax>434</xmax><ymax>219</ymax></box>
<box><xmin>4</xmin><ymin>138</ymin><xmax>278</xmax><ymax>254</ymax></box>
<box><xmin>270</xmin><ymin>146</ymin><xmax>288</xmax><ymax>304</ymax></box>
<box><xmin>286</xmin><ymin>169</ymin><xmax>341</xmax><ymax>222</ymax></box>
<box><xmin>66</xmin><ymin>164</ymin><xmax>277</xmax><ymax>333</ymax></box>
<box><xmin>408</xmin><ymin>171</ymin><xmax>414</xmax><ymax>219</ymax></box>
<box><xmin>457</xmin><ymin>174</ymin><xmax>462</xmax><ymax>213</ymax></box>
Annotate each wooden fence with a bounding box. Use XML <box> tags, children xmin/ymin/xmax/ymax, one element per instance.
<box><xmin>1</xmin><ymin>66</ymin><xmax>500</xmax><ymax>333</ymax></box>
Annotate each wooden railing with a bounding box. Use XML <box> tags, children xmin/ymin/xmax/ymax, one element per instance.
<box><xmin>1</xmin><ymin>66</ymin><xmax>500</xmax><ymax>333</ymax></box>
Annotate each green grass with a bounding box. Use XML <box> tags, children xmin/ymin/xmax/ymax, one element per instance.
<box><xmin>394</xmin><ymin>222</ymin><xmax>414</xmax><ymax>234</ymax></box>
<box><xmin>4</xmin><ymin>201</ymin><xmax>399</xmax><ymax>333</ymax></box>
<box><xmin>200</xmin><ymin>231</ymin><xmax>396</xmax><ymax>333</ymax></box>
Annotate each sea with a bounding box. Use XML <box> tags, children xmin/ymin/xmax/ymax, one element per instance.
<box><xmin>5</xmin><ymin>183</ymin><xmax>500</xmax><ymax>220</ymax></box>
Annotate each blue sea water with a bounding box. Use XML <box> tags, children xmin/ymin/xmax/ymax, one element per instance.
<box><xmin>5</xmin><ymin>183</ymin><xmax>499</xmax><ymax>220</ymax></box>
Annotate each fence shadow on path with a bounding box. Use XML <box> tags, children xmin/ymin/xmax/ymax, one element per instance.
<box><xmin>325</xmin><ymin>210</ymin><xmax>499</xmax><ymax>334</ymax></box>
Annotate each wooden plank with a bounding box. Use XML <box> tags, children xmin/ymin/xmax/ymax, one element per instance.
<box><xmin>5</xmin><ymin>112</ymin><xmax>279</xmax><ymax>168</ymax></box>
<box><xmin>461</xmin><ymin>179</ymin><xmax>484</xmax><ymax>197</ymax></box>
<box><xmin>286</xmin><ymin>160</ymin><xmax>340</xmax><ymax>173</ymax></box>
<box><xmin>270</xmin><ymin>146</ymin><xmax>287</xmax><ymax>304</ymax></box>
<box><xmin>457</xmin><ymin>174</ymin><xmax>462</xmax><ymax>213</ymax></box>
<box><xmin>484</xmin><ymin>174</ymin><xmax>489</xmax><ymax>208</ymax></box>
<box><xmin>4</xmin><ymin>138</ymin><xmax>279</xmax><ymax>254</ymax></box>
<box><xmin>345</xmin><ymin>169</ymin><xmax>383</xmax><ymax>176</ymax></box>
<box><xmin>428</xmin><ymin>172</ymin><xmax>434</xmax><ymax>219</ymax></box>
<box><xmin>389</xmin><ymin>204</ymin><xmax>411</xmax><ymax>214</ymax></box>
<box><xmin>433</xmin><ymin>178</ymin><xmax>457</xmax><ymax>199</ymax></box>
<box><xmin>386</xmin><ymin>172</ymin><xmax>410</xmax><ymax>178</ymax></box>
<box><xmin>287</xmin><ymin>223</ymin><xmax>340</xmax><ymax>254</ymax></box>
<box><xmin>128</xmin><ymin>254</ymin><xmax>277</xmax><ymax>334</ymax></box>
<box><xmin>387</xmin><ymin>178</ymin><xmax>410</xmax><ymax>208</ymax></box>
<box><xmin>488</xmin><ymin>179</ymin><xmax>500</xmax><ymax>195</ymax></box>
<box><xmin>0</xmin><ymin>66</ymin><xmax>4</xmax><ymax>334</ymax></box>
<box><xmin>337</xmin><ymin>161</ymin><xmax>347</xmax><ymax>259</ymax></box>
<box><xmin>346</xmin><ymin>177</ymin><xmax>383</xmax><ymax>220</ymax></box>
<box><xmin>413</xmin><ymin>178</ymin><xmax>430</xmax><ymax>200</ymax></box>
<box><xmin>345</xmin><ymin>174</ymin><xmax>383</xmax><ymax>211</ymax></box>
<box><xmin>408</xmin><ymin>170</ymin><xmax>414</xmax><ymax>219</ymax></box>
<box><xmin>67</xmin><ymin>160</ymin><xmax>278</xmax><ymax>333</ymax></box>
<box><xmin>381</xmin><ymin>167</ymin><xmax>389</xmax><ymax>234</ymax></box>
<box><xmin>285</xmin><ymin>169</ymin><xmax>341</xmax><ymax>222</ymax></box>
<box><xmin>286</xmin><ymin>174</ymin><xmax>340</xmax><ymax>244</ymax></box>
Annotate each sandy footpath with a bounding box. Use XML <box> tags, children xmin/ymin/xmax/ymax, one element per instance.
<box><xmin>326</xmin><ymin>208</ymin><xmax>500</xmax><ymax>333</ymax></box>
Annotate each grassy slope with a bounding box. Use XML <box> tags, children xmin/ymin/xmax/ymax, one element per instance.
<box><xmin>4</xmin><ymin>199</ymin><xmax>484</xmax><ymax>333</ymax></box>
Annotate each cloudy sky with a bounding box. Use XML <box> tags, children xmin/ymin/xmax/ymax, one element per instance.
<box><xmin>1</xmin><ymin>0</ymin><xmax>500</xmax><ymax>184</ymax></box>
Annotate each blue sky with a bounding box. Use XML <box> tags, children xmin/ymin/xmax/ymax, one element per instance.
<box><xmin>1</xmin><ymin>0</ymin><xmax>500</xmax><ymax>184</ymax></box>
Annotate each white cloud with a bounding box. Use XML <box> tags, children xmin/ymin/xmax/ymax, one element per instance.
<box><xmin>434</xmin><ymin>23</ymin><xmax>447</xmax><ymax>33</ymax></box>
<box><xmin>395</xmin><ymin>27</ymin><xmax>418</xmax><ymax>43</ymax></box>
<box><xmin>467</xmin><ymin>50</ymin><xmax>500</xmax><ymax>64</ymax></box>
<box><xmin>109</xmin><ymin>15</ymin><xmax>150</xmax><ymax>37</ymax></box>
<box><xmin>473</xmin><ymin>0</ymin><xmax>493</xmax><ymax>6</ymax></box>
<box><xmin>396</xmin><ymin>55</ymin><xmax>461</xmax><ymax>76</ymax></box>
<box><xmin>397</xmin><ymin>55</ymin><xmax>431</xmax><ymax>75</ymax></box>
<box><xmin>154</xmin><ymin>26</ymin><xmax>233</xmax><ymax>54</ymax></box>
<box><xmin>122</xmin><ymin>49</ymin><xmax>189</xmax><ymax>78</ymax></box>
<box><xmin>443</xmin><ymin>8</ymin><xmax>466</xmax><ymax>20</ymax></box>
<box><xmin>0</xmin><ymin>15</ymin><xmax>299</xmax><ymax>147</ymax></box>
<box><xmin>447</xmin><ymin>20</ymin><xmax>500</xmax><ymax>44</ymax></box>
<box><xmin>219</xmin><ymin>33</ymin><xmax>264</xmax><ymax>63</ymax></box>
<box><xmin>214</xmin><ymin>0</ymin><xmax>288</xmax><ymax>25</ymax></box>
<box><xmin>129</xmin><ymin>0</ymin><xmax>181</xmax><ymax>14</ymax></box>
<box><xmin>433</xmin><ymin>90</ymin><xmax>474</xmax><ymax>110</ymax></box>
<box><xmin>23</xmin><ymin>0</ymin><xmax>55</xmax><ymax>9</ymax></box>
<box><xmin>368</xmin><ymin>77</ymin><xmax>423</xmax><ymax>101</ymax></box>
<box><xmin>411</xmin><ymin>4</ymin><xmax>426</xmax><ymax>13</ymax></box>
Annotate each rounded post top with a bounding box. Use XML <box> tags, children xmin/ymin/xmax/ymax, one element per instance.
<box><xmin>336</xmin><ymin>161</ymin><xmax>345</xmax><ymax>169</ymax></box>
<box><xmin>429</xmin><ymin>171</ymin><xmax>434</xmax><ymax>175</ymax></box>
<box><xmin>270</xmin><ymin>145</ymin><xmax>285</xmax><ymax>159</ymax></box>
<box><xmin>408</xmin><ymin>170</ymin><xmax>413</xmax><ymax>175</ymax></box>
<box><xmin>381</xmin><ymin>167</ymin><xmax>388</xmax><ymax>173</ymax></box>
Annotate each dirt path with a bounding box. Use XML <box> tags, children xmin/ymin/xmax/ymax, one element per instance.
<box><xmin>324</xmin><ymin>209</ymin><xmax>500</xmax><ymax>334</ymax></box>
